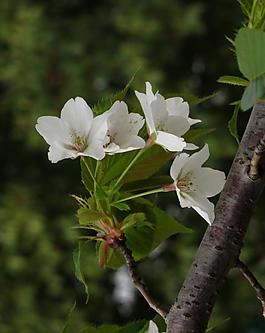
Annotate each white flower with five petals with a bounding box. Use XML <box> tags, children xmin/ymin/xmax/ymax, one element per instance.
<box><xmin>169</xmin><ymin>144</ymin><xmax>226</xmax><ymax>224</ymax></box>
<box><xmin>135</xmin><ymin>82</ymin><xmax>201</xmax><ymax>152</ymax></box>
<box><xmin>103</xmin><ymin>101</ymin><xmax>145</xmax><ymax>154</ymax></box>
<box><xmin>35</xmin><ymin>97</ymin><xmax>107</xmax><ymax>163</ymax></box>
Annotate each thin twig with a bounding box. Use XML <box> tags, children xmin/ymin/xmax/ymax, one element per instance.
<box><xmin>118</xmin><ymin>240</ymin><xmax>168</xmax><ymax>319</ymax></box>
<box><xmin>248</xmin><ymin>134</ymin><xmax>265</xmax><ymax>180</ymax></box>
<box><xmin>236</xmin><ymin>260</ymin><xmax>265</xmax><ymax>318</ymax></box>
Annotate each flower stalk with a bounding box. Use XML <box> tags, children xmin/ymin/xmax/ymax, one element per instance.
<box><xmin>113</xmin><ymin>148</ymin><xmax>146</xmax><ymax>190</ymax></box>
<box><xmin>114</xmin><ymin>187</ymin><xmax>165</xmax><ymax>204</ymax></box>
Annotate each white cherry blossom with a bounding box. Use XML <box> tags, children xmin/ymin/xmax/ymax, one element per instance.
<box><xmin>135</xmin><ymin>82</ymin><xmax>201</xmax><ymax>152</ymax></box>
<box><xmin>36</xmin><ymin>97</ymin><xmax>107</xmax><ymax>163</ymax></box>
<box><xmin>103</xmin><ymin>101</ymin><xmax>145</xmax><ymax>154</ymax></box>
<box><xmin>169</xmin><ymin>144</ymin><xmax>226</xmax><ymax>224</ymax></box>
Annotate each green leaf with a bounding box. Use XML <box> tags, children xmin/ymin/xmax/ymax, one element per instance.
<box><xmin>237</xmin><ymin>0</ymin><xmax>252</xmax><ymax>18</ymax></box>
<box><xmin>167</xmin><ymin>92</ymin><xmax>217</xmax><ymax>106</ymax></box>
<box><xmin>96</xmin><ymin>242</ymin><xmax>125</xmax><ymax>269</ymax></box>
<box><xmin>217</xmin><ymin>75</ymin><xmax>249</xmax><ymax>86</ymax></box>
<box><xmin>80</xmin><ymin>324</ymin><xmax>120</xmax><ymax>333</ymax></box>
<box><xmin>239</xmin><ymin>0</ymin><xmax>265</xmax><ymax>30</ymax></box>
<box><xmin>70</xmin><ymin>195</ymin><xmax>88</xmax><ymax>207</ymax></box>
<box><xmin>111</xmin><ymin>202</ymin><xmax>131</xmax><ymax>211</ymax></box>
<box><xmin>93</xmin><ymin>73</ymin><xmax>137</xmax><ymax>115</ymax></box>
<box><xmin>101</xmin><ymin>151</ymin><xmax>137</xmax><ymax>185</ymax></box>
<box><xmin>240</xmin><ymin>73</ymin><xmax>265</xmax><ymax>110</ymax></box>
<box><xmin>101</xmin><ymin>145</ymin><xmax>172</xmax><ymax>186</ymax></box>
<box><xmin>77</xmin><ymin>207</ymin><xmax>107</xmax><ymax>225</ymax></box>
<box><xmin>125</xmin><ymin>224</ymin><xmax>154</xmax><ymax>260</ymax></box>
<box><xmin>235</xmin><ymin>28</ymin><xmax>265</xmax><ymax>80</ymax></box>
<box><xmin>206</xmin><ymin>317</ymin><xmax>231</xmax><ymax>332</ymax></box>
<box><xmin>124</xmin><ymin>200</ymin><xmax>191</xmax><ymax>261</ymax></box>
<box><xmin>152</xmin><ymin>315</ymin><xmax>167</xmax><ymax>332</ymax></box>
<box><xmin>225</xmin><ymin>35</ymin><xmax>235</xmax><ymax>47</ymax></box>
<box><xmin>124</xmin><ymin>145</ymin><xmax>173</xmax><ymax>183</ymax></box>
<box><xmin>81</xmin><ymin>322</ymin><xmax>148</xmax><ymax>333</ymax></box>
<box><xmin>149</xmin><ymin>204</ymin><xmax>191</xmax><ymax>250</ymax></box>
<box><xmin>121</xmin><ymin>212</ymin><xmax>151</xmax><ymax>231</ymax></box>
<box><xmin>93</xmin><ymin>95</ymin><xmax>113</xmax><ymax>116</ymax></box>
<box><xmin>114</xmin><ymin>320</ymin><xmax>147</xmax><ymax>333</ymax></box>
<box><xmin>73</xmin><ymin>243</ymin><xmax>89</xmax><ymax>303</ymax></box>
<box><xmin>99</xmin><ymin>199</ymin><xmax>191</xmax><ymax>269</ymax></box>
<box><xmin>112</xmin><ymin>71</ymin><xmax>138</xmax><ymax>102</ymax></box>
<box><xmin>228</xmin><ymin>104</ymin><xmax>240</xmax><ymax>144</ymax></box>
<box><xmin>184</xmin><ymin>128</ymin><xmax>216</xmax><ymax>142</ymax></box>
<box><xmin>61</xmin><ymin>302</ymin><xmax>77</xmax><ymax>333</ymax></box>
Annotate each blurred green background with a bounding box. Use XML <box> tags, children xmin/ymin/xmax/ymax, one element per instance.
<box><xmin>0</xmin><ymin>0</ymin><xmax>265</xmax><ymax>332</ymax></box>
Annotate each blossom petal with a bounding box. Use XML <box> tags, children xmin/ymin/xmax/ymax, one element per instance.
<box><xmin>83</xmin><ymin>141</ymin><xmax>105</xmax><ymax>160</ymax></box>
<box><xmin>107</xmin><ymin>102</ymin><xmax>144</xmax><ymax>138</ymax></box>
<box><xmin>194</xmin><ymin>167</ymin><xmax>226</xmax><ymax>197</ymax></box>
<box><xmin>164</xmin><ymin>115</ymin><xmax>190</xmax><ymax>137</ymax></box>
<box><xmin>156</xmin><ymin>131</ymin><xmax>186</xmax><ymax>152</ymax></box>
<box><xmin>166</xmin><ymin>97</ymin><xmax>201</xmax><ymax>125</ymax></box>
<box><xmin>150</xmin><ymin>94</ymin><xmax>168</xmax><ymax>129</ymax></box>
<box><xmin>145</xmin><ymin>81</ymin><xmax>156</xmax><ymax>104</ymax></box>
<box><xmin>128</xmin><ymin>112</ymin><xmax>145</xmax><ymax>134</ymax></box>
<box><xmin>122</xmin><ymin>135</ymin><xmax>145</xmax><ymax>150</ymax></box>
<box><xmin>170</xmin><ymin>152</ymin><xmax>189</xmax><ymax>180</ymax></box>
<box><xmin>107</xmin><ymin>100</ymin><xmax>127</xmax><ymax>115</ymax></box>
<box><xmin>185</xmin><ymin>143</ymin><xmax>198</xmax><ymax>150</ymax></box>
<box><xmin>185</xmin><ymin>144</ymin><xmax>210</xmax><ymax>172</ymax></box>
<box><xmin>83</xmin><ymin>114</ymin><xmax>107</xmax><ymax>160</ymax></box>
<box><xmin>89</xmin><ymin>114</ymin><xmax>108</xmax><ymax>142</ymax></box>
<box><xmin>135</xmin><ymin>90</ymin><xmax>156</xmax><ymax>134</ymax></box>
<box><xmin>147</xmin><ymin>320</ymin><xmax>159</xmax><ymax>333</ymax></box>
<box><xmin>48</xmin><ymin>142</ymin><xmax>76</xmax><ymax>163</ymax></box>
<box><xmin>189</xmin><ymin>117</ymin><xmax>201</xmax><ymax>125</ymax></box>
<box><xmin>176</xmin><ymin>190</ymin><xmax>215</xmax><ymax>224</ymax></box>
<box><xmin>60</xmin><ymin>97</ymin><xmax>93</xmax><ymax>137</ymax></box>
<box><xmin>192</xmin><ymin>197</ymin><xmax>215</xmax><ymax>225</ymax></box>
<box><xmin>166</xmin><ymin>97</ymin><xmax>189</xmax><ymax>118</ymax></box>
<box><xmin>35</xmin><ymin>116</ymin><xmax>70</xmax><ymax>145</ymax></box>
<box><xmin>104</xmin><ymin>142</ymin><xmax>121</xmax><ymax>154</ymax></box>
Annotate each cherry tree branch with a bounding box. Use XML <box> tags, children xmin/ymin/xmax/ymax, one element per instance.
<box><xmin>248</xmin><ymin>134</ymin><xmax>265</xmax><ymax>180</ymax></box>
<box><xmin>167</xmin><ymin>101</ymin><xmax>265</xmax><ymax>333</ymax></box>
<box><xmin>236</xmin><ymin>260</ymin><xmax>265</xmax><ymax>317</ymax></box>
<box><xmin>118</xmin><ymin>239</ymin><xmax>168</xmax><ymax>319</ymax></box>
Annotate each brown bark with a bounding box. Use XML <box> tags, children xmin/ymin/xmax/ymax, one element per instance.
<box><xmin>236</xmin><ymin>260</ymin><xmax>265</xmax><ymax>317</ymax></box>
<box><xmin>167</xmin><ymin>102</ymin><xmax>265</xmax><ymax>333</ymax></box>
<box><xmin>119</xmin><ymin>239</ymin><xmax>168</xmax><ymax>319</ymax></box>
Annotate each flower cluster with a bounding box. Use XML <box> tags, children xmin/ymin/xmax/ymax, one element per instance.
<box><xmin>36</xmin><ymin>82</ymin><xmax>225</xmax><ymax>224</ymax></box>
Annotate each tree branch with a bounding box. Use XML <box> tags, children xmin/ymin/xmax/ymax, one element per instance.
<box><xmin>248</xmin><ymin>134</ymin><xmax>265</xmax><ymax>180</ymax></box>
<box><xmin>118</xmin><ymin>239</ymin><xmax>168</xmax><ymax>319</ymax></box>
<box><xmin>236</xmin><ymin>259</ymin><xmax>265</xmax><ymax>317</ymax></box>
<box><xmin>167</xmin><ymin>101</ymin><xmax>265</xmax><ymax>333</ymax></box>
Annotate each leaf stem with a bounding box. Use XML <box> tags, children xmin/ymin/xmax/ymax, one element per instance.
<box><xmin>114</xmin><ymin>187</ymin><xmax>164</xmax><ymax>204</ymax></box>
